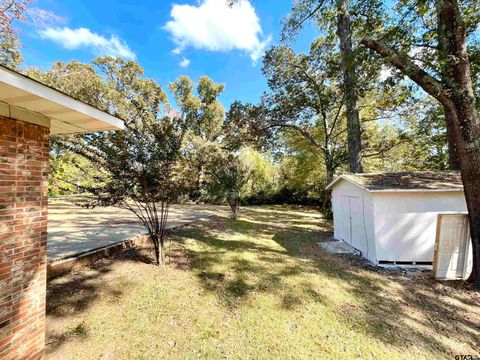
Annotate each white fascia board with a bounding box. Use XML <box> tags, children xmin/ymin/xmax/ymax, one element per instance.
<box><xmin>0</xmin><ymin>66</ymin><xmax>124</xmax><ymax>131</ymax></box>
<box><xmin>325</xmin><ymin>175</ymin><xmax>371</xmax><ymax>192</ymax></box>
<box><xmin>369</xmin><ymin>188</ymin><xmax>464</xmax><ymax>193</ymax></box>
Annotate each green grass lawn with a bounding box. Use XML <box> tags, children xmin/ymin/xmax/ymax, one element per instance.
<box><xmin>46</xmin><ymin>206</ymin><xmax>480</xmax><ymax>359</ymax></box>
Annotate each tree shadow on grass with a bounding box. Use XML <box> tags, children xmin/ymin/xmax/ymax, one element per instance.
<box><xmin>46</xmin><ymin>322</ymin><xmax>90</xmax><ymax>354</ymax></box>
<box><xmin>45</xmin><ymin>247</ymin><xmax>155</xmax><ymax>354</ymax></box>
<box><xmin>47</xmin><ymin>266</ymin><xmax>114</xmax><ymax>318</ymax></box>
<box><xmin>283</xmin><ymin>231</ymin><xmax>479</xmax><ymax>356</ymax></box>
<box><xmin>47</xmin><ymin>248</ymin><xmax>154</xmax><ymax>316</ymax></box>
<box><xmin>174</xmin><ymin>208</ymin><xmax>480</xmax><ymax>358</ymax></box>
<box><xmin>173</xmin><ymin>211</ymin><xmax>336</xmax><ymax>308</ymax></box>
<box><xmin>276</xmin><ymin>228</ymin><xmax>480</xmax><ymax>356</ymax></box>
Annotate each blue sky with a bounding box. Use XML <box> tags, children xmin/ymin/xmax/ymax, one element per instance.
<box><xmin>19</xmin><ymin>0</ymin><xmax>318</xmax><ymax>108</ymax></box>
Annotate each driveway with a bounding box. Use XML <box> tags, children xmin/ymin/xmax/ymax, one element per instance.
<box><xmin>47</xmin><ymin>199</ymin><xmax>218</xmax><ymax>262</ymax></box>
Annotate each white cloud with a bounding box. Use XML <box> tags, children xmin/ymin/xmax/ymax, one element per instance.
<box><xmin>179</xmin><ymin>57</ymin><xmax>190</xmax><ymax>67</ymax></box>
<box><xmin>28</xmin><ymin>8</ymin><xmax>66</xmax><ymax>29</ymax></box>
<box><xmin>163</xmin><ymin>0</ymin><xmax>270</xmax><ymax>63</ymax></box>
<box><xmin>38</xmin><ymin>27</ymin><xmax>136</xmax><ymax>59</ymax></box>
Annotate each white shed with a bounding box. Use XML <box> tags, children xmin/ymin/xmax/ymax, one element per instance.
<box><xmin>326</xmin><ymin>171</ymin><xmax>469</xmax><ymax>267</ymax></box>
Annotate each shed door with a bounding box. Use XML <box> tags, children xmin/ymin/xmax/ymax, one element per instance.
<box><xmin>340</xmin><ymin>195</ymin><xmax>366</xmax><ymax>254</ymax></box>
<box><xmin>349</xmin><ymin>196</ymin><xmax>365</xmax><ymax>254</ymax></box>
<box><xmin>435</xmin><ymin>214</ymin><xmax>470</xmax><ymax>280</ymax></box>
<box><xmin>341</xmin><ymin>195</ymin><xmax>351</xmax><ymax>243</ymax></box>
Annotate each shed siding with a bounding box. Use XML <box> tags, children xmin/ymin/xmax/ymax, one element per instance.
<box><xmin>372</xmin><ymin>192</ymin><xmax>467</xmax><ymax>263</ymax></box>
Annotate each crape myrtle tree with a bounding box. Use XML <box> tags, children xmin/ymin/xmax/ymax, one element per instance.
<box><xmin>359</xmin><ymin>0</ymin><xmax>480</xmax><ymax>285</ymax></box>
<box><xmin>32</xmin><ymin>57</ymin><xmax>189</xmax><ymax>266</ymax></box>
<box><xmin>68</xmin><ymin>114</ymin><xmax>185</xmax><ymax>267</ymax></box>
<box><xmin>204</xmin><ymin>153</ymin><xmax>252</xmax><ymax>219</ymax></box>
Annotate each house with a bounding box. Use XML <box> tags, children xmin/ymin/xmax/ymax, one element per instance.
<box><xmin>326</xmin><ymin>171</ymin><xmax>470</xmax><ymax>267</ymax></box>
<box><xmin>0</xmin><ymin>65</ymin><xmax>124</xmax><ymax>359</ymax></box>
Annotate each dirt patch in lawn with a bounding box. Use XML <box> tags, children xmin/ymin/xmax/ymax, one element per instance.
<box><xmin>45</xmin><ymin>206</ymin><xmax>479</xmax><ymax>360</ymax></box>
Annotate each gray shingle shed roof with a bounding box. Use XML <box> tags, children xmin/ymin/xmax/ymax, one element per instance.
<box><xmin>326</xmin><ymin>171</ymin><xmax>464</xmax><ymax>192</ymax></box>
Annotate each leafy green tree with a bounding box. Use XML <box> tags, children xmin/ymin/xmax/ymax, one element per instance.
<box><xmin>359</xmin><ymin>0</ymin><xmax>480</xmax><ymax>171</ymax></box>
<box><xmin>224</xmin><ymin>101</ymin><xmax>270</xmax><ymax>151</ymax></box>
<box><xmin>0</xmin><ymin>0</ymin><xmax>32</xmax><ymax>67</ymax></box>
<box><xmin>27</xmin><ymin>60</ymin><xmax>110</xmax><ymax>107</ymax></box>
<box><xmin>170</xmin><ymin>75</ymin><xmax>224</xmax><ymax>142</ymax></box>
<box><xmin>394</xmin><ymin>100</ymin><xmax>450</xmax><ymax>171</ymax></box>
<box><xmin>261</xmin><ymin>43</ymin><xmax>347</xmax><ymax>190</ymax></box>
<box><xmin>256</xmin><ymin>41</ymin><xmax>408</xmax><ymax>207</ymax></box>
<box><xmin>238</xmin><ymin>147</ymin><xmax>280</xmax><ymax>202</ymax></box>
<box><xmin>204</xmin><ymin>153</ymin><xmax>252</xmax><ymax>219</ymax></box>
<box><xmin>0</xmin><ymin>31</ymin><xmax>21</xmax><ymax>67</ymax></box>
<box><xmin>49</xmin><ymin>151</ymin><xmax>103</xmax><ymax>196</ymax></box>
<box><xmin>278</xmin><ymin>132</ymin><xmax>328</xmax><ymax>203</ymax></box>
<box><xmin>169</xmin><ymin>75</ymin><xmax>226</xmax><ymax>199</ymax></box>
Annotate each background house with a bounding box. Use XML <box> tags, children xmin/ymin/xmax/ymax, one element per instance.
<box><xmin>327</xmin><ymin>172</ymin><xmax>472</xmax><ymax>273</ymax></box>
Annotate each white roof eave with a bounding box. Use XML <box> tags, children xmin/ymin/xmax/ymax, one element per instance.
<box><xmin>370</xmin><ymin>188</ymin><xmax>464</xmax><ymax>193</ymax></box>
<box><xmin>0</xmin><ymin>65</ymin><xmax>124</xmax><ymax>134</ymax></box>
<box><xmin>326</xmin><ymin>175</ymin><xmax>370</xmax><ymax>191</ymax></box>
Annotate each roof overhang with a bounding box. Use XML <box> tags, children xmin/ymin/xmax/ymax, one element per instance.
<box><xmin>368</xmin><ymin>188</ymin><xmax>463</xmax><ymax>193</ymax></box>
<box><xmin>326</xmin><ymin>175</ymin><xmax>464</xmax><ymax>193</ymax></box>
<box><xmin>326</xmin><ymin>175</ymin><xmax>366</xmax><ymax>191</ymax></box>
<box><xmin>0</xmin><ymin>65</ymin><xmax>124</xmax><ymax>134</ymax></box>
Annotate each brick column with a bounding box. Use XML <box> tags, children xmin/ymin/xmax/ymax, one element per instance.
<box><xmin>0</xmin><ymin>115</ymin><xmax>49</xmax><ymax>359</ymax></box>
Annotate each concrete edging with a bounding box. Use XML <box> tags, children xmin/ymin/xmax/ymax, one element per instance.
<box><xmin>47</xmin><ymin>234</ymin><xmax>150</xmax><ymax>279</ymax></box>
<box><xmin>47</xmin><ymin>216</ymin><xmax>213</xmax><ymax>279</ymax></box>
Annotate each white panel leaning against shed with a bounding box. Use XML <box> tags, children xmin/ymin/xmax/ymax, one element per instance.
<box><xmin>326</xmin><ymin>171</ymin><xmax>472</xmax><ymax>277</ymax></box>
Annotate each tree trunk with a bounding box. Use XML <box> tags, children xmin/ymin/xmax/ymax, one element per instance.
<box><xmin>151</xmin><ymin>233</ymin><xmax>160</xmax><ymax>266</ymax></box>
<box><xmin>323</xmin><ymin>161</ymin><xmax>334</xmax><ymax>210</ymax></box>
<box><xmin>159</xmin><ymin>241</ymin><xmax>165</xmax><ymax>267</ymax></box>
<box><xmin>229</xmin><ymin>200</ymin><xmax>239</xmax><ymax>219</ymax></box>
<box><xmin>436</xmin><ymin>0</ymin><xmax>480</xmax><ymax>286</ymax></box>
<box><xmin>336</xmin><ymin>0</ymin><xmax>363</xmax><ymax>174</ymax></box>
<box><xmin>443</xmin><ymin>105</ymin><xmax>480</xmax><ymax>285</ymax></box>
<box><xmin>443</xmin><ymin>106</ymin><xmax>461</xmax><ymax>170</ymax></box>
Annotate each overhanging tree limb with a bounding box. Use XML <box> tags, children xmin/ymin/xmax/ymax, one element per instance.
<box><xmin>268</xmin><ymin>122</ymin><xmax>322</xmax><ymax>149</ymax></box>
<box><xmin>360</xmin><ymin>36</ymin><xmax>454</xmax><ymax>109</ymax></box>
<box><xmin>363</xmin><ymin>136</ymin><xmax>411</xmax><ymax>158</ymax></box>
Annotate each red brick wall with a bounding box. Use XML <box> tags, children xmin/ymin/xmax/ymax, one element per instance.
<box><xmin>0</xmin><ymin>115</ymin><xmax>49</xmax><ymax>359</ymax></box>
